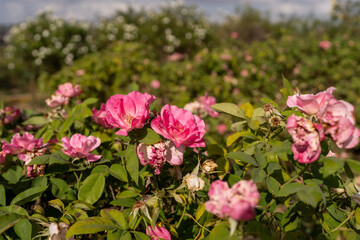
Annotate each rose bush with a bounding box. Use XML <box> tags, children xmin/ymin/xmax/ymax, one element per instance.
<box><xmin>0</xmin><ymin>79</ymin><xmax>360</xmax><ymax>240</ymax></box>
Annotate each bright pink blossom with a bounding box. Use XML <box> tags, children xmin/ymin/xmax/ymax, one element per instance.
<box><xmin>205</xmin><ymin>180</ymin><xmax>259</xmax><ymax>221</ymax></box>
<box><xmin>286</xmin><ymin>114</ymin><xmax>325</xmax><ymax>164</ymax></box>
<box><xmin>137</xmin><ymin>141</ymin><xmax>185</xmax><ymax>174</ymax></box>
<box><xmin>151</xmin><ymin>105</ymin><xmax>206</xmax><ymax>148</ymax></box>
<box><xmin>1</xmin><ymin>132</ymin><xmax>47</xmax><ymax>164</ymax></box>
<box><xmin>56</xmin><ymin>82</ymin><xmax>82</xmax><ymax>98</ymax></box>
<box><xmin>319</xmin><ymin>40</ymin><xmax>331</xmax><ymax>50</ymax></box>
<box><xmin>146</xmin><ymin>225</ymin><xmax>171</xmax><ymax>240</ymax></box>
<box><xmin>92</xmin><ymin>104</ymin><xmax>113</xmax><ymax>129</ymax></box>
<box><xmin>106</xmin><ymin>91</ymin><xmax>156</xmax><ymax>136</ymax></box>
<box><xmin>184</xmin><ymin>93</ymin><xmax>219</xmax><ymax>118</ymax></box>
<box><xmin>1</xmin><ymin>106</ymin><xmax>21</xmax><ymax>125</ymax></box>
<box><xmin>61</xmin><ymin>134</ymin><xmax>101</xmax><ymax>162</ymax></box>
<box><xmin>318</xmin><ymin>98</ymin><xmax>360</xmax><ymax>149</ymax></box>
<box><xmin>45</xmin><ymin>94</ymin><xmax>69</xmax><ymax>108</ymax></box>
<box><xmin>287</xmin><ymin>87</ymin><xmax>336</xmax><ymax>116</ymax></box>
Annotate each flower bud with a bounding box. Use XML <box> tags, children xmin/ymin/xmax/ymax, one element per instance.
<box><xmin>183</xmin><ymin>173</ymin><xmax>205</xmax><ymax>192</ymax></box>
<box><xmin>202</xmin><ymin>159</ymin><xmax>218</xmax><ymax>173</ymax></box>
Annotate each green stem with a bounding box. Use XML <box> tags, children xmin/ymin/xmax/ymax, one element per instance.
<box><xmin>176</xmin><ymin>206</ymin><xmax>187</xmax><ymax>229</ymax></box>
<box><xmin>331</xmin><ymin>210</ymin><xmax>355</xmax><ymax>232</ymax></box>
<box><xmin>184</xmin><ymin>213</ymin><xmax>211</xmax><ymax>232</ymax></box>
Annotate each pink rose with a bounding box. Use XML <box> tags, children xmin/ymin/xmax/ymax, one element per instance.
<box><xmin>56</xmin><ymin>82</ymin><xmax>82</xmax><ymax>98</ymax></box>
<box><xmin>216</xmin><ymin>123</ymin><xmax>227</xmax><ymax>135</ymax></box>
<box><xmin>230</xmin><ymin>32</ymin><xmax>238</xmax><ymax>39</ymax></box>
<box><xmin>146</xmin><ymin>225</ymin><xmax>171</xmax><ymax>240</ymax></box>
<box><xmin>286</xmin><ymin>114</ymin><xmax>324</xmax><ymax>164</ymax></box>
<box><xmin>0</xmin><ymin>150</ymin><xmax>8</xmax><ymax>164</ymax></box>
<box><xmin>319</xmin><ymin>98</ymin><xmax>360</xmax><ymax>149</ymax></box>
<box><xmin>240</xmin><ymin>69</ymin><xmax>248</xmax><ymax>78</ymax></box>
<box><xmin>1</xmin><ymin>106</ymin><xmax>21</xmax><ymax>125</ymax></box>
<box><xmin>137</xmin><ymin>141</ymin><xmax>185</xmax><ymax>175</ymax></box>
<box><xmin>61</xmin><ymin>134</ymin><xmax>101</xmax><ymax>162</ymax></box>
<box><xmin>92</xmin><ymin>104</ymin><xmax>113</xmax><ymax>129</ymax></box>
<box><xmin>198</xmin><ymin>93</ymin><xmax>219</xmax><ymax>117</ymax></box>
<box><xmin>105</xmin><ymin>92</ymin><xmax>156</xmax><ymax>136</ymax></box>
<box><xmin>167</xmin><ymin>52</ymin><xmax>184</xmax><ymax>62</ymax></box>
<box><xmin>151</xmin><ymin>80</ymin><xmax>161</xmax><ymax>89</ymax></box>
<box><xmin>45</xmin><ymin>94</ymin><xmax>69</xmax><ymax>108</ymax></box>
<box><xmin>75</xmin><ymin>69</ymin><xmax>85</xmax><ymax>76</ymax></box>
<box><xmin>205</xmin><ymin>180</ymin><xmax>259</xmax><ymax>221</ymax></box>
<box><xmin>151</xmin><ymin>105</ymin><xmax>206</xmax><ymax>148</ymax></box>
<box><xmin>1</xmin><ymin>132</ymin><xmax>47</xmax><ymax>164</ymax></box>
<box><xmin>319</xmin><ymin>40</ymin><xmax>331</xmax><ymax>50</ymax></box>
<box><xmin>287</xmin><ymin>87</ymin><xmax>336</xmax><ymax>116</ymax></box>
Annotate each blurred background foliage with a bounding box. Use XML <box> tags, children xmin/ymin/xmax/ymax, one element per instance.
<box><xmin>1</xmin><ymin>0</ymin><xmax>360</xmax><ymax>112</ymax></box>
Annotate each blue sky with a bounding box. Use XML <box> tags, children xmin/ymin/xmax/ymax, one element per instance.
<box><xmin>0</xmin><ymin>0</ymin><xmax>332</xmax><ymax>24</ymax></box>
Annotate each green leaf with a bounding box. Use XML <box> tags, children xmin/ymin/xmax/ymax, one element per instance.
<box><xmin>108</xmin><ymin>229</ymin><xmax>124</xmax><ymax>240</ymax></box>
<box><xmin>27</xmin><ymin>154</ymin><xmax>50</xmax><ymax>165</ymax></box>
<box><xmin>208</xmin><ymin>223</ymin><xmax>229</xmax><ymax>240</ymax></box>
<box><xmin>255</xmin><ymin>147</ymin><xmax>267</xmax><ymax>169</ymax></box>
<box><xmin>217</xmin><ymin>157</ymin><xmax>229</xmax><ymax>180</ymax></box>
<box><xmin>32</xmin><ymin>176</ymin><xmax>48</xmax><ymax>188</ymax></box>
<box><xmin>0</xmin><ymin>185</ymin><xmax>5</xmax><ymax>206</ymax></box>
<box><xmin>297</xmin><ymin>184</ymin><xmax>322</xmax><ymax>208</ymax></box>
<box><xmin>0</xmin><ymin>214</ymin><xmax>22</xmax><ymax>235</ymax></box>
<box><xmin>2</xmin><ymin>165</ymin><xmax>23</xmax><ymax>184</ymax></box>
<box><xmin>109</xmin><ymin>164</ymin><xmax>128</xmax><ymax>182</ymax></box>
<box><xmin>48</xmin><ymin>199</ymin><xmax>65</xmax><ymax>213</ymax></box>
<box><xmin>345</xmin><ymin>159</ymin><xmax>360</xmax><ymax>175</ymax></box>
<box><xmin>116</xmin><ymin>190</ymin><xmax>139</xmax><ymax>199</ymax></box>
<box><xmin>211</xmin><ymin>103</ymin><xmax>246</xmax><ymax>119</ymax></box>
<box><xmin>227</xmin><ymin>151</ymin><xmax>258</xmax><ymax>166</ymax></box>
<box><xmin>260</xmin><ymin>98</ymin><xmax>279</xmax><ymax>109</ymax></box>
<box><xmin>134</xmin><ymin>231</ymin><xmax>150</xmax><ymax>240</ymax></box>
<box><xmin>252</xmin><ymin>168</ymin><xmax>266</xmax><ymax>183</ymax></box>
<box><xmin>266</xmin><ymin>176</ymin><xmax>280</xmax><ymax>195</ymax></box>
<box><xmin>120</xmin><ymin>232</ymin><xmax>132</xmax><ymax>240</ymax></box>
<box><xmin>91</xmin><ymin>165</ymin><xmax>110</xmax><ymax>177</ymax></box>
<box><xmin>277</xmin><ymin>182</ymin><xmax>305</xmax><ymax>197</ymax></box>
<box><xmin>282</xmin><ymin>75</ymin><xmax>293</xmax><ymax>96</ymax></box>
<box><xmin>66</xmin><ymin>217</ymin><xmax>117</xmax><ymax>238</ymax></box>
<box><xmin>125</xmin><ymin>145</ymin><xmax>139</xmax><ymax>185</ymax></box>
<box><xmin>110</xmin><ymin>198</ymin><xmax>137</xmax><ymax>208</ymax></box>
<box><xmin>49</xmin><ymin>150</ymin><xmax>70</xmax><ymax>165</ymax></box>
<box><xmin>195</xmin><ymin>203</ymin><xmax>206</xmax><ymax>221</ymax></box>
<box><xmin>322</xmin><ymin>157</ymin><xmax>344</xmax><ymax>178</ymax></box>
<box><xmin>78</xmin><ymin>173</ymin><xmax>105</xmax><ymax>204</ymax></box>
<box><xmin>138</xmin><ymin>128</ymin><xmax>161</xmax><ymax>145</ymax></box>
<box><xmin>0</xmin><ymin>206</ymin><xmax>29</xmax><ymax>217</ymax></box>
<box><xmin>50</xmin><ymin>178</ymin><xmax>76</xmax><ymax>201</ymax></box>
<box><xmin>14</xmin><ymin>219</ymin><xmax>32</xmax><ymax>240</ymax></box>
<box><xmin>82</xmin><ymin>98</ymin><xmax>98</xmax><ymax>105</ymax></box>
<box><xmin>100</xmin><ymin>209</ymin><xmax>128</xmax><ymax>230</ymax></box>
<box><xmin>22</xmin><ymin>116</ymin><xmax>48</xmax><ymax>126</ymax></box>
<box><xmin>10</xmin><ymin>185</ymin><xmax>48</xmax><ymax>205</ymax></box>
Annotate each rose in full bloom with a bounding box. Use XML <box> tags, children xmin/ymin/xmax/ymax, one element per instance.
<box><xmin>286</xmin><ymin>114</ymin><xmax>325</xmax><ymax>164</ymax></box>
<box><xmin>46</xmin><ymin>94</ymin><xmax>69</xmax><ymax>108</ymax></box>
<box><xmin>106</xmin><ymin>91</ymin><xmax>156</xmax><ymax>136</ymax></box>
<box><xmin>205</xmin><ymin>180</ymin><xmax>260</xmax><ymax>221</ymax></box>
<box><xmin>287</xmin><ymin>87</ymin><xmax>336</xmax><ymax>116</ymax></box>
<box><xmin>2</xmin><ymin>132</ymin><xmax>47</xmax><ymax>164</ymax></box>
<box><xmin>1</xmin><ymin>106</ymin><xmax>21</xmax><ymax>125</ymax></box>
<box><xmin>61</xmin><ymin>134</ymin><xmax>101</xmax><ymax>162</ymax></box>
<box><xmin>92</xmin><ymin>104</ymin><xmax>113</xmax><ymax>129</ymax></box>
<box><xmin>319</xmin><ymin>40</ymin><xmax>332</xmax><ymax>50</ymax></box>
<box><xmin>146</xmin><ymin>225</ymin><xmax>171</xmax><ymax>240</ymax></box>
<box><xmin>56</xmin><ymin>82</ymin><xmax>82</xmax><ymax>98</ymax></box>
<box><xmin>137</xmin><ymin>141</ymin><xmax>185</xmax><ymax>175</ymax></box>
<box><xmin>151</xmin><ymin>105</ymin><xmax>206</xmax><ymax>148</ymax></box>
<box><xmin>318</xmin><ymin>98</ymin><xmax>360</xmax><ymax>149</ymax></box>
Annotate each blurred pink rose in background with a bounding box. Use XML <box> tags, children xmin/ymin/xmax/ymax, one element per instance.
<box><xmin>46</xmin><ymin>94</ymin><xmax>69</xmax><ymax>108</ymax></box>
<box><xmin>216</xmin><ymin>123</ymin><xmax>227</xmax><ymax>134</ymax></box>
<box><xmin>230</xmin><ymin>32</ymin><xmax>239</xmax><ymax>39</ymax></box>
<box><xmin>151</xmin><ymin>80</ymin><xmax>161</xmax><ymax>89</ymax></box>
<box><xmin>56</xmin><ymin>82</ymin><xmax>82</xmax><ymax>98</ymax></box>
<box><xmin>61</xmin><ymin>134</ymin><xmax>101</xmax><ymax>162</ymax></box>
<box><xmin>319</xmin><ymin>40</ymin><xmax>331</xmax><ymax>50</ymax></box>
<box><xmin>75</xmin><ymin>69</ymin><xmax>85</xmax><ymax>76</ymax></box>
<box><xmin>1</xmin><ymin>106</ymin><xmax>21</xmax><ymax>125</ymax></box>
<box><xmin>167</xmin><ymin>52</ymin><xmax>184</xmax><ymax>61</ymax></box>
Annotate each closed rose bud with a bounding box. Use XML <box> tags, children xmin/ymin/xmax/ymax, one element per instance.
<box><xmin>202</xmin><ymin>159</ymin><xmax>218</xmax><ymax>173</ymax></box>
<box><xmin>183</xmin><ymin>173</ymin><xmax>205</xmax><ymax>192</ymax></box>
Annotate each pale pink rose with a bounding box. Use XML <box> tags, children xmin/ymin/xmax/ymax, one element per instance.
<box><xmin>230</xmin><ymin>32</ymin><xmax>238</xmax><ymax>39</ymax></box>
<box><xmin>326</xmin><ymin>151</ymin><xmax>338</xmax><ymax>158</ymax></box>
<box><xmin>61</xmin><ymin>134</ymin><xmax>101</xmax><ymax>162</ymax></box>
<box><xmin>151</xmin><ymin>80</ymin><xmax>161</xmax><ymax>89</ymax></box>
<box><xmin>137</xmin><ymin>141</ymin><xmax>185</xmax><ymax>175</ymax></box>
<box><xmin>151</xmin><ymin>105</ymin><xmax>206</xmax><ymax>148</ymax></box>
<box><xmin>198</xmin><ymin>93</ymin><xmax>219</xmax><ymax>117</ymax></box>
<box><xmin>75</xmin><ymin>69</ymin><xmax>85</xmax><ymax>76</ymax></box>
<box><xmin>216</xmin><ymin>123</ymin><xmax>227</xmax><ymax>135</ymax></box>
<box><xmin>220</xmin><ymin>53</ymin><xmax>232</xmax><ymax>61</ymax></box>
<box><xmin>45</xmin><ymin>94</ymin><xmax>69</xmax><ymax>108</ymax></box>
<box><xmin>287</xmin><ymin>87</ymin><xmax>336</xmax><ymax>116</ymax></box>
<box><xmin>286</xmin><ymin>114</ymin><xmax>324</xmax><ymax>164</ymax></box>
<box><xmin>92</xmin><ymin>104</ymin><xmax>113</xmax><ymax>129</ymax></box>
<box><xmin>319</xmin><ymin>40</ymin><xmax>332</xmax><ymax>50</ymax></box>
<box><xmin>55</xmin><ymin>82</ymin><xmax>82</xmax><ymax>98</ymax></box>
<box><xmin>319</xmin><ymin>98</ymin><xmax>360</xmax><ymax>149</ymax></box>
<box><xmin>167</xmin><ymin>52</ymin><xmax>184</xmax><ymax>62</ymax></box>
<box><xmin>1</xmin><ymin>132</ymin><xmax>47</xmax><ymax>164</ymax></box>
<box><xmin>245</xmin><ymin>55</ymin><xmax>253</xmax><ymax>62</ymax></box>
<box><xmin>105</xmin><ymin>91</ymin><xmax>156</xmax><ymax>136</ymax></box>
<box><xmin>241</xmin><ymin>69</ymin><xmax>249</xmax><ymax>78</ymax></box>
<box><xmin>205</xmin><ymin>180</ymin><xmax>259</xmax><ymax>221</ymax></box>
<box><xmin>348</xmin><ymin>40</ymin><xmax>354</xmax><ymax>47</ymax></box>
<box><xmin>146</xmin><ymin>225</ymin><xmax>171</xmax><ymax>240</ymax></box>
<box><xmin>1</xmin><ymin>106</ymin><xmax>21</xmax><ymax>125</ymax></box>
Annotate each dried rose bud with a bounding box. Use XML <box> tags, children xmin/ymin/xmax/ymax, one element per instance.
<box><xmin>269</xmin><ymin>116</ymin><xmax>282</xmax><ymax>127</ymax></box>
<box><xmin>183</xmin><ymin>173</ymin><xmax>205</xmax><ymax>192</ymax></box>
<box><xmin>202</xmin><ymin>159</ymin><xmax>218</xmax><ymax>173</ymax></box>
